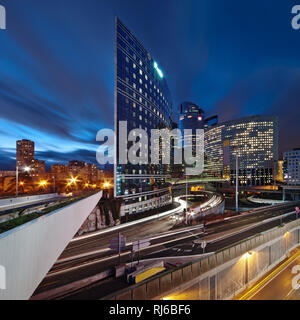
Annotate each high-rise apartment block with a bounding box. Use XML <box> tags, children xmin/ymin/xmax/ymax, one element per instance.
<box><xmin>16</xmin><ymin>139</ymin><xmax>35</xmax><ymax>168</ymax></box>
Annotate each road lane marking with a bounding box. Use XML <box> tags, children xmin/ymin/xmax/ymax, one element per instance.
<box><xmin>239</xmin><ymin>250</ymin><xmax>300</xmax><ymax>300</ymax></box>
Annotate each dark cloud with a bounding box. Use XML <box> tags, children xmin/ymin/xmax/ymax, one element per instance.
<box><xmin>0</xmin><ymin>0</ymin><xmax>299</xmax><ymax>169</ymax></box>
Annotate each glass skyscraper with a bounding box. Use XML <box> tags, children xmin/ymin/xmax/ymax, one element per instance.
<box><xmin>205</xmin><ymin>116</ymin><xmax>279</xmax><ymax>186</ymax></box>
<box><xmin>114</xmin><ymin>17</ymin><xmax>173</xmax><ymax>215</ymax></box>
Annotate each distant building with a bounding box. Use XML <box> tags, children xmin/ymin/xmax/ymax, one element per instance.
<box><xmin>16</xmin><ymin>139</ymin><xmax>35</xmax><ymax>168</ymax></box>
<box><xmin>276</xmin><ymin>160</ymin><xmax>284</xmax><ymax>183</ymax></box>
<box><xmin>31</xmin><ymin>159</ymin><xmax>45</xmax><ymax>178</ymax></box>
<box><xmin>179</xmin><ymin>102</ymin><xmax>205</xmax><ymax>134</ymax></box>
<box><xmin>178</xmin><ymin>102</ymin><xmax>205</xmax><ymax>174</ymax></box>
<box><xmin>205</xmin><ymin>116</ymin><xmax>279</xmax><ymax>186</ymax></box>
<box><xmin>284</xmin><ymin>148</ymin><xmax>300</xmax><ymax>186</ymax></box>
<box><xmin>51</xmin><ymin>164</ymin><xmax>68</xmax><ymax>180</ymax></box>
<box><xmin>0</xmin><ymin>171</ymin><xmax>16</xmax><ymax>178</ymax></box>
<box><xmin>84</xmin><ymin>163</ymin><xmax>99</xmax><ymax>183</ymax></box>
<box><xmin>68</xmin><ymin>160</ymin><xmax>85</xmax><ymax>177</ymax></box>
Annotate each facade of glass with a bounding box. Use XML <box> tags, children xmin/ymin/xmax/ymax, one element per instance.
<box><xmin>205</xmin><ymin>116</ymin><xmax>279</xmax><ymax>186</ymax></box>
<box><xmin>114</xmin><ymin>18</ymin><xmax>173</xmax><ymax>215</ymax></box>
<box><xmin>178</xmin><ymin>102</ymin><xmax>204</xmax><ymax>171</ymax></box>
<box><xmin>284</xmin><ymin>149</ymin><xmax>300</xmax><ymax>186</ymax></box>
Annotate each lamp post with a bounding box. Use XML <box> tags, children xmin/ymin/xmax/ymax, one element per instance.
<box><xmin>16</xmin><ymin>165</ymin><xmax>19</xmax><ymax>197</ymax></box>
<box><xmin>236</xmin><ymin>154</ymin><xmax>239</xmax><ymax>213</ymax></box>
<box><xmin>52</xmin><ymin>175</ymin><xmax>56</xmax><ymax>193</ymax></box>
<box><xmin>185</xmin><ymin>175</ymin><xmax>188</xmax><ymax>210</ymax></box>
<box><xmin>16</xmin><ymin>165</ymin><xmax>31</xmax><ymax>197</ymax></box>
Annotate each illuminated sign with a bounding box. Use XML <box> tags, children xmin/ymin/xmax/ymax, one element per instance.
<box><xmin>153</xmin><ymin>61</ymin><xmax>164</xmax><ymax>78</ymax></box>
<box><xmin>0</xmin><ymin>5</ymin><xmax>6</xmax><ymax>30</ymax></box>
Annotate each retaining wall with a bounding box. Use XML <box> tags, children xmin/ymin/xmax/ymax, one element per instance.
<box><xmin>102</xmin><ymin>216</ymin><xmax>300</xmax><ymax>300</ymax></box>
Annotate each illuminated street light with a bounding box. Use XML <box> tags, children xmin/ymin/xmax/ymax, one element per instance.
<box><xmin>16</xmin><ymin>165</ymin><xmax>33</xmax><ymax>197</ymax></box>
<box><xmin>39</xmin><ymin>180</ymin><xmax>48</xmax><ymax>187</ymax></box>
<box><xmin>103</xmin><ymin>181</ymin><xmax>111</xmax><ymax>189</ymax></box>
<box><xmin>66</xmin><ymin>177</ymin><xmax>79</xmax><ymax>186</ymax></box>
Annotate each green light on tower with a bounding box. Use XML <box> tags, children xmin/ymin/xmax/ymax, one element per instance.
<box><xmin>154</xmin><ymin>61</ymin><xmax>164</xmax><ymax>78</ymax></box>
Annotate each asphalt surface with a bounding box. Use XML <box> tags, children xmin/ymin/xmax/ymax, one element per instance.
<box><xmin>236</xmin><ymin>248</ymin><xmax>300</xmax><ymax>300</ymax></box>
<box><xmin>32</xmin><ymin>200</ymin><xmax>300</xmax><ymax>300</ymax></box>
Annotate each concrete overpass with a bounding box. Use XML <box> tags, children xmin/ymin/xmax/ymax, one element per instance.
<box><xmin>0</xmin><ymin>191</ymin><xmax>102</xmax><ymax>300</ymax></box>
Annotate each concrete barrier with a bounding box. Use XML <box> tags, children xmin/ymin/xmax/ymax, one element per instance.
<box><xmin>0</xmin><ymin>193</ymin><xmax>59</xmax><ymax>209</ymax></box>
<box><xmin>0</xmin><ymin>191</ymin><xmax>102</xmax><ymax>300</ymax></box>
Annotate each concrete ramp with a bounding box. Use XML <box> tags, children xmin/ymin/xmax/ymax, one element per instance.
<box><xmin>0</xmin><ymin>191</ymin><xmax>102</xmax><ymax>300</ymax></box>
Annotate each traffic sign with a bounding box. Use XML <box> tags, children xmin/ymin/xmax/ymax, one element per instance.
<box><xmin>200</xmin><ymin>241</ymin><xmax>207</xmax><ymax>249</ymax></box>
<box><xmin>132</xmin><ymin>238</ymin><xmax>151</xmax><ymax>252</ymax></box>
<box><xmin>109</xmin><ymin>234</ymin><xmax>126</xmax><ymax>252</ymax></box>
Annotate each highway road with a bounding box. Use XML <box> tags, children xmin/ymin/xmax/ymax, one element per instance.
<box><xmin>237</xmin><ymin>248</ymin><xmax>300</xmax><ymax>300</ymax></box>
<box><xmin>32</xmin><ymin>200</ymin><xmax>300</xmax><ymax>300</ymax></box>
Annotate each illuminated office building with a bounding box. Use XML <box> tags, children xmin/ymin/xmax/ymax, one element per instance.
<box><xmin>205</xmin><ymin>116</ymin><xmax>279</xmax><ymax>186</ymax></box>
<box><xmin>284</xmin><ymin>148</ymin><xmax>300</xmax><ymax>186</ymax></box>
<box><xmin>178</xmin><ymin>102</ymin><xmax>204</xmax><ymax>173</ymax></box>
<box><xmin>114</xmin><ymin>18</ymin><xmax>173</xmax><ymax>215</ymax></box>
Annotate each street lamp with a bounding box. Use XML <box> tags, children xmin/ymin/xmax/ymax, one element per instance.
<box><xmin>103</xmin><ymin>181</ymin><xmax>111</xmax><ymax>189</ymax></box>
<box><xmin>16</xmin><ymin>165</ymin><xmax>32</xmax><ymax>197</ymax></box>
<box><xmin>69</xmin><ymin>177</ymin><xmax>78</xmax><ymax>184</ymax></box>
<box><xmin>39</xmin><ymin>180</ymin><xmax>48</xmax><ymax>187</ymax></box>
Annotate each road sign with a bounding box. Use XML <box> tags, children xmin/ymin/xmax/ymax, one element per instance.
<box><xmin>109</xmin><ymin>234</ymin><xmax>126</xmax><ymax>252</ymax></box>
<box><xmin>132</xmin><ymin>238</ymin><xmax>151</xmax><ymax>265</ymax></box>
<box><xmin>132</xmin><ymin>238</ymin><xmax>151</xmax><ymax>252</ymax></box>
<box><xmin>200</xmin><ymin>241</ymin><xmax>207</xmax><ymax>249</ymax></box>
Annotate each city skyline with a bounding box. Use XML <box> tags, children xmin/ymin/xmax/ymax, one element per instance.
<box><xmin>1</xmin><ymin>0</ymin><xmax>300</xmax><ymax>170</ymax></box>
<box><xmin>1</xmin><ymin>1</ymin><xmax>300</xmax><ymax>303</ymax></box>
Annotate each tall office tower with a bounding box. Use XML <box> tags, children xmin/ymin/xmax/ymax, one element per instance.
<box><xmin>115</xmin><ymin>17</ymin><xmax>173</xmax><ymax>216</ymax></box>
<box><xmin>205</xmin><ymin>116</ymin><xmax>279</xmax><ymax>186</ymax></box>
<box><xmin>179</xmin><ymin>102</ymin><xmax>205</xmax><ymax>158</ymax></box>
<box><xmin>283</xmin><ymin>148</ymin><xmax>300</xmax><ymax>186</ymax></box>
<box><xmin>16</xmin><ymin>139</ymin><xmax>35</xmax><ymax>168</ymax></box>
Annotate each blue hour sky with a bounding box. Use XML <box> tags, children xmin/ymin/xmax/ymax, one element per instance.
<box><xmin>0</xmin><ymin>0</ymin><xmax>299</xmax><ymax>169</ymax></box>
